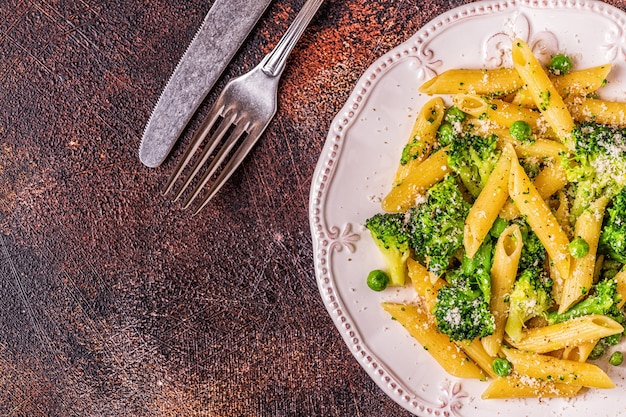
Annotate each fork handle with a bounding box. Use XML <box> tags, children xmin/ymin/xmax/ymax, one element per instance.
<box><xmin>260</xmin><ymin>0</ymin><xmax>325</xmax><ymax>77</ymax></box>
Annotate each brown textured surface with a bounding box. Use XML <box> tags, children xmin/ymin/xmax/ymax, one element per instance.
<box><xmin>2</xmin><ymin>1</ymin><xmax>625</xmax><ymax>416</ymax></box>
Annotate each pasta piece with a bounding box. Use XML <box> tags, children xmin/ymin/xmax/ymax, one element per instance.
<box><xmin>456</xmin><ymin>338</ymin><xmax>497</xmax><ymax>379</ymax></box>
<box><xmin>419</xmin><ymin>68</ymin><xmax>523</xmax><ymax>96</ymax></box>
<box><xmin>552</xmin><ymin>64</ymin><xmax>612</xmax><ymax>97</ymax></box>
<box><xmin>407</xmin><ymin>258</ymin><xmax>442</xmax><ymax>312</ymax></box>
<box><xmin>481</xmin><ymin>375</ymin><xmax>582</xmax><ymax>399</ymax></box>
<box><xmin>505</xmin><ymin>314</ymin><xmax>624</xmax><ymax>354</ymax></box>
<box><xmin>451</xmin><ymin>94</ymin><xmax>488</xmax><ymax>117</ymax></box>
<box><xmin>511</xmin><ymin>88</ymin><xmax>542</xmax><ymax>109</ymax></box>
<box><xmin>393</xmin><ymin>97</ymin><xmax>446</xmax><ymax>185</ymax></box>
<box><xmin>508</xmin><ymin>153</ymin><xmax>571</xmax><ymax>279</ymax></box>
<box><xmin>496</xmin><ymin>131</ymin><xmax>567</xmax><ymax>160</ymax></box>
<box><xmin>382</xmin><ymin>146</ymin><xmax>451</xmax><ymax>213</ymax></box>
<box><xmin>464</xmin><ymin>143</ymin><xmax>514</xmax><ymax>257</ymax></box>
<box><xmin>482</xmin><ymin>224</ymin><xmax>523</xmax><ymax>356</ymax></box>
<box><xmin>532</xmin><ymin>163</ymin><xmax>568</xmax><ymax>198</ymax></box>
<box><xmin>500</xmin><ymin>161</ymin><xmax>568</xmax><ymax>220</ymax></box>
<box><xmin>512</xmin><ymin>38</ymin><xmax>575</xmax><ymax>142</ymax></box>
<box><xmin>558</xmin><ymin>196</ymin><xmax>608</xmax><ymax>313</ymax></box>
<box><xmin>454</xmin><ymin>94</ymin><xmax>553</xmax><ymax>137</ymax></box>
<box><xmin>512</xmin><ymin>64</ymin><xmax>612</xmax><ymax>107</ymax></box>
<box><xmin>381</xmin><ymin>303</ymin><xmax>486</xmax><ymax>379</ymax></box>
<box><xmin>561</xmin><ymin>341</ymin><xmax>598</xmax><ymax>362</ymax></box>
<box><xmin>567</xmin><ymin>96</ymin><xmax>626</xmax><ymax>126</ymax></box>
<box><xmin>503</xmin><ymin>348</ymin><xmax>615</xmax><ymax>389</ymax></box>
<box><xmin>554</xmin><ymin>190</ymin><xmax>574</xmax><ymax>239</ymax></box>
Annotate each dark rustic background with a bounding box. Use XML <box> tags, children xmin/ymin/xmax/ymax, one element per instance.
<box><xmin>2</xmin><ymin>0</ymin><xmax>625</xmax><ymax>416</ymax></box>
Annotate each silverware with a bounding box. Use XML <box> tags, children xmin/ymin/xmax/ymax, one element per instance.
<box><xmin>163</xmin><ymin>0</ymin><xmax>325</xmax><ymax>213</ymax></box>
<box><xmin>139</xmin><ymin>0</ymin><xmax>273</xmax><ymax>168</ymax></box>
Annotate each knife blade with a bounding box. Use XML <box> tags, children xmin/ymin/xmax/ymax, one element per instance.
<box><xmin>139</xmin><ymin>0</ymin><xmax>273</xmax><ymax>168</ymax></box>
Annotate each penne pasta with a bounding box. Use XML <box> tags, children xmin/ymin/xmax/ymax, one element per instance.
<box><xmin>561</xmin><ymin>341</ymin><xmax>598</xmax><ymax>362</ymax></box>
<box><xmin>567</xmin><ymin>96</ymin><xmax>626</xmax><ymax>126</ymax></box>
<box><xmin>451</xmin><ymin>93</ymin><xmax>488</xmax><ymax>116</ymax></box>
<box><xmin>407</xmin><ymin>258</ymin><xmax>442</xmax><ymax>312</ymax></box>
<box><xmin>456</xmin><ymin>338</ymin><xmax>498</xmax><ymax>379</ymax></box>
<box><xmin>505</xmin><ymin>314</ymin><xmax>624</xmax><ymax>354</ymax></box>
<box><xmin>554</xmin><ymin>190</ymin><xmax>574</xmax><ymax>239</ymax></box>
<box><xmin>503</xmin><ymin>348</ymin><xmax>615</xmax><ymax>389</ymax></box>
<box><xmin>552</xmin><ymin>64</ymin><xmax>612</xmax><ymax>97</ymax></box>
<box><xmin>497</xmin><ymin>133</ymin><xmax>567</xmax><ymax>160</ymax></box>
<box><xmin>393</xmin><ymin>97</ymin><xmax>446</xmax><ymax>185</ymax></box>
<box><xmin>558</xmin><ymin>196</ymin><xmax>609</xmax><ymax>312</ymax></box>
<box><xmin>382</xmin><ymin>146</ymin><xmax>451</xmax><ymax>213</ymax></box>
<box><xmin>381</xmin><ymin>303</ymin><xmax>486</xmax><ymax>379</ymax></box>
<box><xmin>508</xmin><ymin>153</ymin><xmax>571</xmax><ymax>279</ymax></box>
<box><xmin>511</xmin><ymin>38</ymin><xmax>575</xmax><ymax>142</ymax></box>
<box><xmin>531</xmin><ymin>162</ymin><xmax>568</xmax><ymax>197</ymax></box>
<box><xmin>419</xmin><ymin>68</ymin><xmax>523</xmax><ymax>96</ymax></box>
<box><xmin>481</xmin><ymin>375</ymin><xmax>582</xmax><ymax>399</ymax></box>
<box><xmin>500</xmin><ymin>161</ymin><xmax>568</xmax><ymax>220</ymax></box>
<box><xmin>454</xmin><ymin>94</ymin><xmax>554</xmax><ymax>138</ymax></box>
<box><xmin>512</xmin><ymin>64</ymin><xmax>612</xmax><ymax>107</ymax></box>
<box><xmin>464</xmin><ymin>144</ymin><xmax>514</xmax><ymax>258</ymax></box>
<box><xmin>482</xmin><ymin>224</ymin><xmax>523</xmax><ymax>356</ymax></box>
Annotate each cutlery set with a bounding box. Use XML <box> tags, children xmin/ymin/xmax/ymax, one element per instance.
<box><xmin>140</xmin><ymin>0</ymin><xmax>324</xmax><ymax>213</ymax></box>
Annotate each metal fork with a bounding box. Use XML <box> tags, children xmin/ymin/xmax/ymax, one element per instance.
<box><xmin>163</xmin><ymin>0</ymin><xmax>325</xmax><ymax>214</ymax></box>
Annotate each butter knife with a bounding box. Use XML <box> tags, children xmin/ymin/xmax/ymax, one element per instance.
<box><xmin>139</xmin><ymin>0</ymin><xmax>273</xmax><ymax>168</ymax></box>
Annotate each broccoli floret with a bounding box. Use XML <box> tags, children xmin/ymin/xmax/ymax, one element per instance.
<box><xmin>505</xmin><ymin>267</ymin><xmax>554</xmax><ymax>342</ymax></box>
<box><xmin>565</xmin><ymin>122</ymin><xmax>626</xmax><ymax>218</ymax></box>
<box><xmin>546</xmin><ymin>277</ymin><xmax>623</xmax><ymax>325</ymax></box>
<box><xmin>599</xmin><ymin>187</ymin><xmax>626</xmax><ymax>263</ymax></box>
<box><xmin>446</xmin><ymin>132</ymin><xmax>501</xmax><ymax>198</ymax></box>
<box><xmin>365</xmin><ymin>213</ymin><xmax>411</xmax><ymax>286</ymax></box>
<box><xmin>408</xmin><ymin>175</ymin><xmax>471</xmax><ymax>276</ymax></box>
<box><xmin>433</xmin><ymin>242</ymin><xmax>495</xmax><ymax>342</ymax></box>
<box><xmin>601</xmin><ymin>258</ymin><xmax>623</xmax><ymax>281</ymax></box>
<box><xmin>460</xmin><ymin>238</ymin><xmax>493</xmax><ymax>301</ymax></box>
<box><xmin>514</xmin><ymin>218</ymin><xmax>548</xmax><ymax>270</ymax></box>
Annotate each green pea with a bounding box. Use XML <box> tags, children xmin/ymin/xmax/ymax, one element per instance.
<box><xmin>609</xmin><ymin>351</ymin><xmax>624</xmax><ymax>366</ymax></box>
<box><xmin>509</xmin><ymin>120</ymin><xmax>533</xmax><ymax>144</ymax></box>
<box><xmin>568</xmin><ymin>236</ymin><xmax>590</xmax><ymax>259</ymax></box>
<box><xmin>367</xmin><ymin>269</ymin><xmax>389</xmax><ymax>292</ymax></box>
<box><xmin>492</xmin><ymin>358</ymin><xmax>513</xmax><ymax>377</ymax></box>
<box><xmin>548</xmin><ymin>54</ymin><xmax>573</xmax><ymax>75</ymax></box>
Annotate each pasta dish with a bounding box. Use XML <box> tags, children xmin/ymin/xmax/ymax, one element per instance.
<box><xmin>366</xmin><ymin>38</ymin><xmax>626</xmax><ymax>399</ymax></box>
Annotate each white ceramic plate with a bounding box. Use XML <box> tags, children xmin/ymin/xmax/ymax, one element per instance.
<box><xmin>309</xmin><ymin>1</ymin><xmax>626</xmax><ymax>416</ymax></box>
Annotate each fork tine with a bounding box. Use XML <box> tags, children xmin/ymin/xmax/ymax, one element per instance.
<box><xmin>170</xmin><ymin>109</ymin><xmax>238</xmax><ymax>202</ymax></box>
<box><xmin>182</xmin><ymin>121</ymin><xmax>250</xmax><ymax>210</ymax></box>
<box><xmin>162</xmin><ymin>103</ymin><xmax>226</xmax><ymax>196</ymax></box>
<box><xmin>190</xmin><ymin>126</ymin><xmax>266</xmax><ymax>215</ymax></box>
